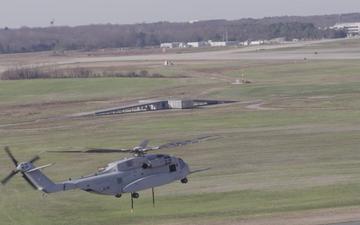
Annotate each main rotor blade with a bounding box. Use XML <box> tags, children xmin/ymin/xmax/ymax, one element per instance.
<box><xmin>157</xmin><ymin>135</ymin><xmax>216</xmax><ymax>149</ymax></box>
<box><xmin>48</xmin><ymin>148</ymin><xmax>132</xmax><ymax>154</ymax></box>
<box><xmin>4</xmin><ymin>146</ymin><xmax>18</xmax><ymax>166</ymax></box>
<box><xmin>22</xmin><ymin>173</ymin><xmax>37</xmax><ymax>190</ymax></box>
<box><xmin>48</xmin><ymin>150</ymin><xmax>85</xmax><ymax>153</ymax></box>
<box><xmin>1</xmin><ymin>170</ymin><xmax>19</xmax><ymax>185</ymax></box>
<box><xmin>86</xmin><ymin>148</ymin><xmax>132</xmax><ymax>153</ymax></box>
<box><xmin>29</xmin><ymin>155</ymin><xmax>40</xmax><ymax>164</ymax></box>
<box><xmin>138</xmin><ymin>140</ymin><xmax>149</xmax><ymax>149</ymax></box>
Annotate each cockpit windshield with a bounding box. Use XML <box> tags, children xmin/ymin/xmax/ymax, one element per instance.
<box><xmin>96</xmin><ymin>163</ymin><xmax>117</xmax><ymax>174</ymax></box>
<box><xmin>179</xmin><ymin>158</ymin><xmax>186</xmax><ymax>169</ymax></box>
<box><xmin>97</xmin><ymin>167</ymin><xmax>106</xmax><ymax>172</ymax></box>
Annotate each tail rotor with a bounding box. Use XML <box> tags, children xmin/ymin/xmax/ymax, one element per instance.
<box><xmin>1</xmin><ymin>146</ymin><xmax>39</xmax><ymax>189</ymax></box>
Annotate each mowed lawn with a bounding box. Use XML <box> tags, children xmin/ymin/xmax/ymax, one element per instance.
<box><xmin>0</xmin><ymin>50</ymin><xmax>360</xmax><ymax>224</ymax></box>
<box><xmin>0</xmin><ymin>77</ymin><xmax>204</xmax><ymax>106</ymax></box>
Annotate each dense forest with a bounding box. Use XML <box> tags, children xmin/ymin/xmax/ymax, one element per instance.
<box><xmin>0</xmin><ymin>13</ymin><xmax>358</xmax><ymax>54</ymax></box>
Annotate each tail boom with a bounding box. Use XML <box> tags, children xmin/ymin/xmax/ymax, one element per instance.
<box><xmin>25</xmin><ymin>168</ymin><xmax>77</xmax><ymax>193</ymax></box>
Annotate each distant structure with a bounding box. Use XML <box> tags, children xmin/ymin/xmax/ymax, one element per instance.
<box><xmin>160</xmin><ymin>40</ymin><xmax>240</xmax><ymax>49</ymax></box>
<box><xmin>208</xmin><ymin>41</ymin><xmax>228</xmax><ymax>47</ymax></box>
<box><xmin>164</xmin><ymin>60</ymin><xmax>174</xmax><ymax>66</ymax></box>
<box><xmin>232</xmin><ymin>79</ymin><xmax>241</xmax><ymax>85</ymax></box>
<box><xmin>208</xmin><ymin>40</ymin><xmax>238</xmax><ymax>47</ymax></box>
<box><xmin>160</xmin><ymin>39</ymin><xmax>269</xmax><ymax>49</ymax></box>
<box><xmin>189</xmin><ymin>20</ymin><xmax>199</xmax><ymax>24</ymax></box>
<box><xmin>161</xmin><ymin>42</ymin><xmax>188</xmax><ymax>49</ymax></box>
<box><xmin>232</xmin><ymin>73</ymin><xmax>252</xmax><ymax>85</ymax></box>
<box><xmin>161</xmin><ymin>42</ymin><xmax>179</xmax><ymax>48</ymax></box>
<box><xmin>249</xmin><ymin>40</ymin><xmax>265</xmax><ymax>46</ymax></box>
<box><xmin>331</xmin><ymin>22</ymin><xmax>360</xmax><ymax>37</ymax></box>
<box><xmin>73</xmin><ymin>99</ymin><xmax>237</xmax><ymax>117</ymax></box>
<box><xmin>187</xmin><ymin>41</ymin><xmax>209</xmax><ymax>48</ymax></box>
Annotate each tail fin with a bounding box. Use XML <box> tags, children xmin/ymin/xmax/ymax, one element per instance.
<box><xmin>1</xmin><ymin>147</ymin><xmax>76</xmax><ymax>194</ymax></box>
<box><xmin>25</xmin><ymin>166</ymin><xmax>76</xmax><ymax>193</ymax></box>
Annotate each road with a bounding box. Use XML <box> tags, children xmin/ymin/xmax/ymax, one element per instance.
<box><xmin>329</xmin><ymin>222</ymin><xmax>360</xmax><ymax>225</ymax></box>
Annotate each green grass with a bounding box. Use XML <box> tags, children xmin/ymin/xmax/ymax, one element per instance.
<box><xmin>211</xmin><ymin>82</ymin><xmax>360</xmax><ymax>100</ymax></box>
<box><xmin>2</xmin><ymin>184</ymin><xmax>360</xmax><ymax>225</ymax></box>
<box><xmin>0</xmin><ymin>78</ymin><xmax>197</xmax><ymax>106</ymax></box>
<box><xmin>1</xmin><ymin>41</ymin><xmax>360</xmax><ymax>225</ymax></box>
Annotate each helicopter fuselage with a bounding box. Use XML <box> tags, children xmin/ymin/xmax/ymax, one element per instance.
<box><xmin>25</xmin><ymin>154</ymin><xmax>190</xmax><ymax>197</ymax></box>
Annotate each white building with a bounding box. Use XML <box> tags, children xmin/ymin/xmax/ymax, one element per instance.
<box><xmin>249</xmin><ymin>40</ymin><xmax>265</xmax><ymax>46</ymax></box>
<box><xmin>178</xmin><ymin>42</ymin><xmax>188</xmax><ymax>48</ymax></box>
<box><xmin>208</xmin><ymin>41</ymin><xmax>227</xmax><ymax>47</ymax></box>
<box><xmin>240</xmin><ymin>41</ymin><xmax>250</xmax><ymax>46</ymax></box>
<box><xmin>269</xmin><ymin>37</ymin><xmax>287</xmax><ymax>44</ymax></box>
<box><xmin>161</xmin><ymin>42</ymin><xmax>187</xmax><ymax>48</ymax></box>
<box><xmin>187</xmin><ymin>41</ymin><xmax>209</xmax><ymax>48</ymax></box>
<box><xmin>160</xmin><ymin>43</ymin><xmax>177</xmax><ymax>48</ymax></box>
<box><xmin>208</xmin><ymin>40</ymin><xmax>238</xmax><ymax>47</ymax></box>
<box><xmin>332</xmin><ymin>23</ymin><xmax>360</xmax><ymax>37</ymax></box>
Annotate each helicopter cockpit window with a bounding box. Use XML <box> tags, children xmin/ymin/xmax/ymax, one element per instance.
<box><xmin>97</xmin><ymin>165</ymin><xmax>115</xmax><ymax>174</ymax></box>
<box><xmin>169</xmin><ymin>164</ymin><xmax>177</xmax><ymax>172</ymax></box>
<box><xmin>146</xmin><ymin>155</ymin><xmax>157</xmax><ymax>160</ymax></box>
<box><xmin>126</xmin><ymin>160</ymin><xmax>134</xmax><ymax>167</ymax></box>
<box><xmin>97</xmin><ymin>167</ymin><xmax>106</xmax><ymax>172</ymax></box>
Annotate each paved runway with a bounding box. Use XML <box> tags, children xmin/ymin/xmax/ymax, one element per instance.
<box><xmin>1</xmin><ymin>38</ymin><xmax>360</xmax><ymax>71</ymax></box>
<box><xmin>329</xmin><ymin>222</ymin><xmax>360</xmax><ymax>225</ymax></box>
<box><xmin>69</xmin><ymin>46</ymin><xmax>360</xmax><ymax>63</ymax></box>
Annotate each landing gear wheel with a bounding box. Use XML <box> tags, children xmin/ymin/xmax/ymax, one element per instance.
<box><xmin>181</xmin><ymin>178</ymin><xmax>188</xmax><ymax>184</ymax></box>
<box><xmin>115</xmin><ymin>194</ymin><xmax>122</xmax><ymax>198</ymax></box>
<box><xmin>131</xmin><ymin>192</ymin><xmax>140</xmax><ymax>199</ymax></box>
<box><xmin>142</xmin><ymin>163</ymin><xmax>149</xmax><ymax>169</ymax></box>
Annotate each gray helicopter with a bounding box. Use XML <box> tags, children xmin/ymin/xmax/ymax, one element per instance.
<box><xmin>1</xmin><ymin>136</ymin><xmax>212</xmax><ymax>210</ymax></box>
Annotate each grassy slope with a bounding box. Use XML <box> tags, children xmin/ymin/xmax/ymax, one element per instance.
<box><xmin>0</xmin><ymin>78</ymin><xmax>200</xmax><ymax>106</ymax></box>
<box><xmin>1</xmin><ymin>42</ymin><xmax>360</xmax><ymax>225</ymax></box>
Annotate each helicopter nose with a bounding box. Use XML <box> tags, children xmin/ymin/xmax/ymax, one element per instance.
<box><xmin>183</xmin><ymin>162</ymin><xmax>190</xmax><ymax>174</ymax></box>
<box><xmin>178</xmin><ymin>158</ymin><xmax>190</xmax><ymax>174</ymax></box>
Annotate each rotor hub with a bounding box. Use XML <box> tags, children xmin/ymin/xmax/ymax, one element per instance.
<box><xmin>16</xmin><ymin>162</ymin><xmax>32</xmax><ymax>172</ymax></box>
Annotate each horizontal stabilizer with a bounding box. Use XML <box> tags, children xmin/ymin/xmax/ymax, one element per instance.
<box><xmin>27</xmin><ymin>163</ymin><xmax>54</xmax><ymax>173</ymax></box>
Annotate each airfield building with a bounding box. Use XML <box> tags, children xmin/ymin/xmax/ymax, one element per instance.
<box><xmin>160</xmin><ymin>42</ymin><xmax>181</xmax><ymax>48</ymax></box>
<box><xmin>208</xmin><ymin>40</ymin><xmax>238</xmax><ymax>47</ymax></box>
<box><xmin>161</xmin><ymin>40</ymin><xmax>245</xmax><ymax>49</ymax></box>
<box><xmin>332</xmin><ymin>22</ymin><xmax>360</xmax><ymax>37</ymax></box>
<box><xmin>160</xmin><ymin>42</ymin><xmax>189</xmax><ymax>48</ymax></box>
<box><xmin>249</xmin><ymin>40</ymin><xmax>265</xmax><ymax>46</ymax></box>
<box><xmin>187</xmin><ymin>41</ymin><xmax>209</xmax><ymax>48</ymax></box>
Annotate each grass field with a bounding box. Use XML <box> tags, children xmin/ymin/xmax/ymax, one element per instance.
<box><xmin>1</xmin><ymin>39</ymin><xmax>360</xmax><ymax>225</ymax></box>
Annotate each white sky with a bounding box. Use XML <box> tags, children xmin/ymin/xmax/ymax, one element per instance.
<box><xmin>0</xmin><ymin>0</ymin><xmax>359</xmax><ymax>28</ymax></box>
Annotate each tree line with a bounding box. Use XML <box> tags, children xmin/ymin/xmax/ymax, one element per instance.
<box><xmin>0</xmin><ymin>67</ymin><xmax>167</xmax><ymax>80</ymax></box>
<box><xmin>0</xmin><ymin>13</ymin><xmax>357</xmax><ymax>54</ymax></box>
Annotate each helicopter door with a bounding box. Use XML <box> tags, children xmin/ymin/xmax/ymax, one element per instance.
<box><xmin>169</xmin><ymin>164</ymin><xmax>177</xmax><ymax>173</ymax></box>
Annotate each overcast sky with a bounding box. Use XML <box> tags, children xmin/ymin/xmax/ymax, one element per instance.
<box><xmin>1</xmin><ymin>0</ymin><xmax>359</xmax><ymax>28</ymax></box>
